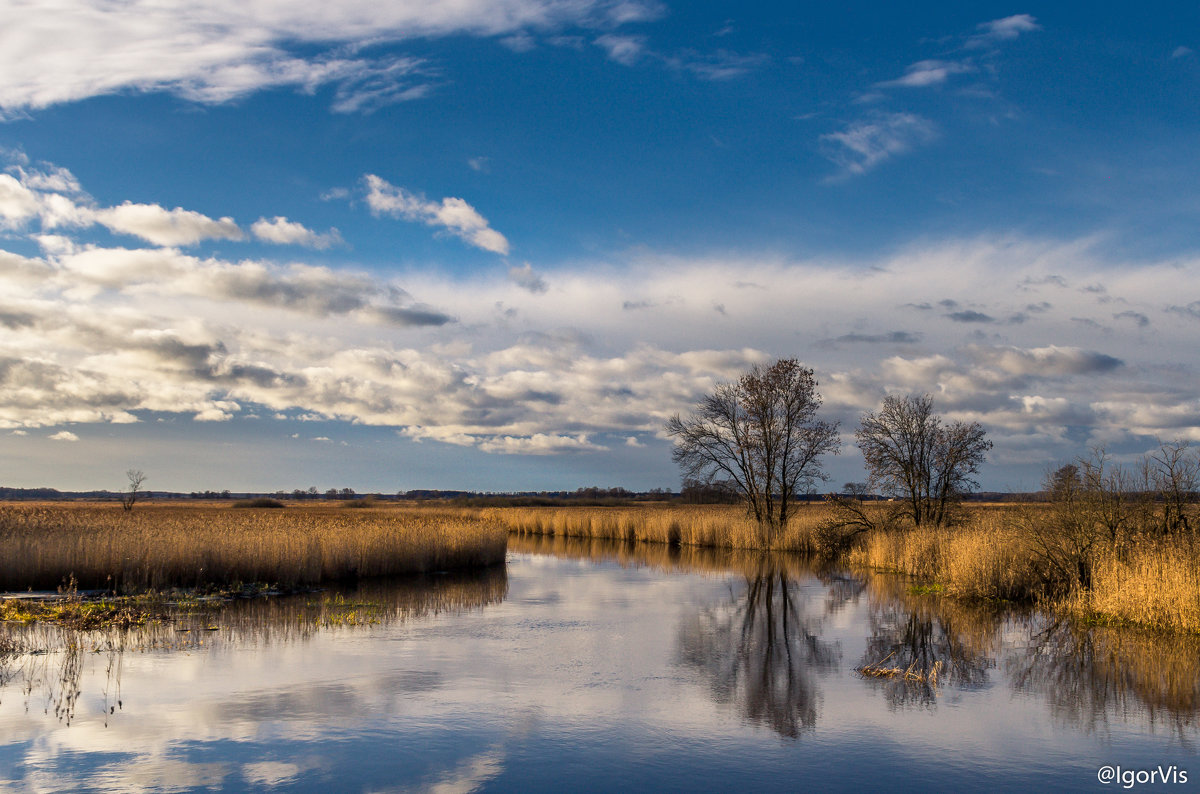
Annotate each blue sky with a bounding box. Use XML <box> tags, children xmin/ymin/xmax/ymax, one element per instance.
<box><xmin>1</xmin><ymin>1</ymin><xmax>1198</xmax><ymax>493</ymax></box>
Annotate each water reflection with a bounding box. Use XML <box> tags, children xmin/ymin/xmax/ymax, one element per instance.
<box><xmin>856</xmin><ymin>574</ymin><xmax>1000</xmax><ymax>709</ymax></box>
<box><xmin>0</xmin><ymin>566</ymin><xmax>507</xmax><ymax>724</ymax></box>
<box><xmin>1007</xmin><ymin>617</ymin><xmax>1200</xmax><ymax>744</ymax></box>
<box><xmin>676</xmin><ymin>560</ymin><xmax>841</xmax><ymax>737</ymax></box>
<box><xmin>512</xmin><ymin>535</ymin><xmax>1200</xmax><ymax>741</ymax></box>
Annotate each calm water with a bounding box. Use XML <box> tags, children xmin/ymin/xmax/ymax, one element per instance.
<box><xmin>1</xmin><ymin>536</ymin><xmax>1197</xmax><ymax>792</ymax></box>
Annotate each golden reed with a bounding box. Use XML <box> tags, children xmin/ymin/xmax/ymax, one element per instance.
<box><xmin>0</xmin><ymin>503</ymin><xmax>507</xmax><ymax>591</ymax></box>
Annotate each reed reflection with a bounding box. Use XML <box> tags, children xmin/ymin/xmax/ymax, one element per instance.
<box><xmin>1006</xmin><ymin>617</ymin><xmax>1200</xmax><ymax>743</ymax></box>
<box><xmin>676</xmin><ymin>560</ymin><xmax>841</xmax><ymax>738</ymax></box>
<box><xmin>0</xmin><ymin>566</ymin><xmax>507</xmax><ymax>724</ymax></box>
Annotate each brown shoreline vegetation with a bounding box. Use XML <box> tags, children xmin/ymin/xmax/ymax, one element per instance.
<box><xmin>2</xmin><ymin>499</ymin><xmax>1197</xmax><ymax>635</ymax></box>
<box><xmin>0</xmin><ymin>503</ymin><xmax>508</xmax><ymax>592</ymax></box>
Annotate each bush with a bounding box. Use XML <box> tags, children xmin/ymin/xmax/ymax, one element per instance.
<box><xmin>232</xmin><ymin>498</ymin><xmax>286</xmax><ymax>509</ymax></box>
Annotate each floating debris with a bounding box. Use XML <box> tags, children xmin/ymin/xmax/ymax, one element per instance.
<box><xmin>855</xmin><ymin>652</ymin><xmax>944</xmax><ymax>685</ymax></box>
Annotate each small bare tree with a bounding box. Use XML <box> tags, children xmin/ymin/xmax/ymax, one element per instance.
<box><xmin>666</xmin><ymin>358</ymin><xmax>840</xmax><ymax>542</ymax></box>
<box><xmin>120</xmin><ymin>469</ymin><xmax>146</xmax><ymax>512</ymax></box>
<box><xmin>1145</xmin><ymin>440</ymin><xmax>1198</xmax><ymax>536</ymax></box>
<box><xmin>855</xmin><ymin>394</ymin><xmax>991</xmax><ymax>527</ymax></box>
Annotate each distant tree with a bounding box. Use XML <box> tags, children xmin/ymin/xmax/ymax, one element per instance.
<box><xmin>1047</xmin><ymin>463</ymin><xmax>1082</xmax><ymax>502</ymax></box>
<box><xmin>666</xmin><ymin>358</ymin><xmax>840</xmax><ymax>540</ymax></box>
<box><xmin>842</xmin><ymin>482</ymin><xmax>871</xmax><ymax>500</ymax></box>
<box><xmin>120</xmin><ymin>469</ymin><xmax>146</xmax><ymax>512</ymax></box>
<box><xmin>855</xmin><ymin>394</ymin><xmax>991</xmax><ymax>527</ymax></box>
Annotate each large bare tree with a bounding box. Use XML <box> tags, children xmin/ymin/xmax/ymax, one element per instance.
<box><xmin>855</xmin><ymin>394</ymin><xmax>990</xmax><ymax>527</ymax></box>
<box><xmin>666</xmin><ymin>358</ymin><xmax>839</xmax><ymax>539</ymax></box>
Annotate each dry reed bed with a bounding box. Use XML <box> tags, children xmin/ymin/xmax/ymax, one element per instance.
<box><xmin>488</xmin><ymin>504</ymin><xmax>827</xmax><ymax>551</ymax></box>
<box><xmin>848</xmin><ymin>508</ymin><xmax>1200</xmax><ymax>633</ymax></box>
<box><xmin>0</xmin><ymin>504</ymin><xmax>507</xmax><ymax>591</ymax></box>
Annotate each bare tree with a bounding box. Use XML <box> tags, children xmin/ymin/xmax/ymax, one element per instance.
<box><xmin>855</xmin><ymin>394</ymin><xmax>991</xmax><ymax>527</ymax></box>
<box><xmin>120</xmin><ymin>469</ymin><xmax>146</xmax><ymax>512</ymax></box>
<box><xmin>1145</xmin><ymin>440</ymin><xmax>1198</xmax><ymax>536</ymax></box>
<box><xmin>665</xmin><ymin>358</ymin><xmax>839</xmax><ymax>541</ymax></box>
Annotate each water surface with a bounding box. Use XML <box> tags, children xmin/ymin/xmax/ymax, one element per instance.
<box><xmin>0</xmin><ymin>536</ymin><xmax>1196</xmax><ymax>792</ymax></box>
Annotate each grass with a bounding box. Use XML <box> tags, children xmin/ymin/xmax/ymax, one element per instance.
<box><xmin>0</xmin><ymin>503</ymin><xmax>507</xmax><ymax>591</ymax></box>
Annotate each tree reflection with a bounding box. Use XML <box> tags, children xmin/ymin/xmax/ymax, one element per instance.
<box><xmin>677</xmin><ymin>560</ymin><xmax>840</xmax><ymax>738</ymax></box>
<box><xmin>859</xmin><ymin>577</ymin><xmax>1000</xmax><ymax>709</ymax></box>
<box><xmin>1006</xmin><ymin>618</ymin><xmax>1200</xmax><ymax>744</ymax></box>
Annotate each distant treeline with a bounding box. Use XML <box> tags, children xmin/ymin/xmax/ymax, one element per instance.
<box><xmin>0</xmin><ymin>484</ymin><xmax>1067</xmax><ymax>505</ymax></box>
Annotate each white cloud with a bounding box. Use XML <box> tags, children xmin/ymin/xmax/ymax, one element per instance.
<box><xmin>95</xmin><ymin>203</ymin><xmax>244</xmax><ymax>246</ymax></box>
<box><xmin>478</xmin><ymin>433</ymin><xmax>607</xmax><ymax>454</ymax></box>
<box><xmin>820</xmin><ymin>113</ymin><xmax>937</xmax><ymax>177</ymax></box>
<box><xmin>49</xmin><ymin>430</ymin><xmax>79</xmax><ymax>441</ymax></box>
<box><xmin>876</xmin><ymin>59</ymin><xmax>974</xmax><ymax>89</ymax></box>
<box><xmin>595</xmin><ymin>34</ymin><xmax>646</xmax><ymax>66</ymax></box>
<box><xmin>3</xmin><ymin>159</ymin><xmax>1200</xmax><ymax>467</ymax></box>
<box><xmin>969</xmin><ymin>14</ymin><xmax>1040</xmax><ymax>46</ymax></box>
<box><xmin>363</xmin><ymin>175</ymin><xmax>510</xmax><ymax>255</ymax></box>
<box><xmin>0</xmin><ymin>174</ymin><xmax>40</xmax><ymax>225</ymax></box>
<box><xmin>1172</xmin><ymin>46</ymin><xmax>1194</xmax><ymax>59</ymax></box>
<box><xmin>251</xmin><ymin>217</ymin><xmax>342</xmax><ymax>249</ymax></box>
<box><xmin>0</xmin><ymin>0</ymin><xmax>661</xmax><ymax>115</ymax></box>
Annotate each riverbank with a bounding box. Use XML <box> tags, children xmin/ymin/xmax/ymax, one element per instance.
<box><xmin>491</xmin><ymin>503</ymin><xmax>1200</xmax><ymax>634</ymax></box>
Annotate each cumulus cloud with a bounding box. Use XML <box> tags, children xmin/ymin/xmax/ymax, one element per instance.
<box><xmin>251</xmin><ymin>217</ymin><xmax>342</xmax><ymax>249</ymax></box>
<box><xmin>0</xmin><ymin>174</ymin><xmax>41</xmax><ymax>225</ymax></box>
<box><xmin>820</xmin><ymin>113</ymin><xmax>937</xmax><ymax>177</ymax></box>
<box><xmin>0</xmin><ymin>0</ymin><xmax>662</xmax><ymax>115</ymax></box>
<box><xmin>94</xmin><ymin>203</ymin><xmax>244</xmax><ymax>246</ymax></box>
<box><xmin>363</xmin><ymin>175</ymin><xmax>510</xmax><ymax>255</ymax></box>
<box><xmin>3</xmin><ymin>160</ymin><xmax>1200</xmax><ymax>467</ymax></box>
<box><xmin>49</xmin><ymin>431</ymin><xmax>79</xmax><ymax>441</ymax></box>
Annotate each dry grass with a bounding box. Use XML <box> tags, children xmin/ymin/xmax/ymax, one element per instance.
<box><xmin>487</xmin><ymin>503</ymin><xmax>829</xmax><ymax>551</ymax></box>
<box><xmin>855</xmin><ymin>653</ymin><xmax>944</xmax><ymax>685</ymax></box>
<box><xmin>846</xmin><ymin>505</ymin><xmax>1200</xmax><ymax>634</ymax></box>
<box><xmin>1065</xmin><ymin>540</ymin><xmax>1200</xmax><ymax>633</ymax></box>
<box><xmin>0</xmin><ymin>503</ymin><xmax>507</xmax><ymax>591</ymax></box>
<box><xmin>847</xmin><ymin>512</ymin><xmax>1046</xmax><ymax>602</ymax></box>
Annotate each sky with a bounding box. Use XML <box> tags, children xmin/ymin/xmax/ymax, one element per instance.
<box><xmin>1</xmin><ymin>1</ymin><xmax>1199</xmax><ymax>494</ymax></box>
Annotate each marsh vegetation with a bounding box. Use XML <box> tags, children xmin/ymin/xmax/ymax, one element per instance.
<box><xmin>0</xmin><ymin>503</ymin><xmax>507</xmax><ymax>591</ymax></box>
